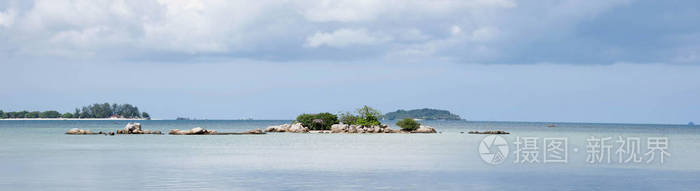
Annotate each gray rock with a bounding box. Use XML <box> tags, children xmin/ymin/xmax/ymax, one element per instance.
<box><xmin>191</xmin><ymin>127</ymin><xmax>206</xmax><ymax>134</ymax></box>
<box><xmin>124</xmin><ymin>123</ymin><xmax>142</xmax><ymax>133</ymax></box>
<box><xmin>66</xmin><ymin>128</ymin><xmax>81</xmax><ymax>134</ymax></box>
<box><xmin>468</xmin><ymin>130</ymin><xmax>509</xmax><ymax>134</ymax></box>
<box><xmin>265</xmin><ymin>124</ymin><xmax>292</xmax><ymax>132</ymax></box>
<box><xmin>331</xmin><ymin>124</ymin><xmax>348</xmax><ymax>133</ymax></box>
<box><xmin>243</xmin><ymin>129</ymin><xmax>264</xmax><ymax>134</ymax></box>
<box><xmin>169</xmin><ymin>127</ymin><xmax>216</xmax><ymax>135</ymax></box>
<box><xmin>412</xmin><ymin>125</ymin><xmax>437</xmax><ymax>133</ymax></box>
<box><xmin>288</xmin><ymin>123</ymin><xmax>309</xmax><ymax>133</ymax></box>
<box><xmin>65</xmin><ymin>128</ymin><xmax>97</xmax><ymax>135</ymax></box>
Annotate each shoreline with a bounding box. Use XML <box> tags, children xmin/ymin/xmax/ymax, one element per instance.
<box><xmin>0</xmin><ymin>118</ymin><xmax>153</xmax><ymax>121</ymax></box>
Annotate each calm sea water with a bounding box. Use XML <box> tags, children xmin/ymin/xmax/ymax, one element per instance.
<box><xmin>1</xmin><ymin>120</ymin><xmax>699</xmax><ymax>190</ymax></box>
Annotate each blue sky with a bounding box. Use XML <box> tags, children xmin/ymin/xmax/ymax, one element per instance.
<box><xmin>1</xmin><ymin>0</ymin><xmax>699</xmax><ymax>124</ymax></box>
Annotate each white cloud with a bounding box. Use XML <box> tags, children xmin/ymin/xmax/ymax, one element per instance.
<box><xmin>450</xmin><ymin>25</ymin><xmax>462</xmax><ymax>35</ymax></box>
<box><xmin>298</xmin><ymin>0</ymin><xmax>518</xmax><ymax>23</ymax></box>
<box><xmin>475</xmin><ymin>0</ymin><xmax>517</xmax><ymax>8</ymax></box>
<box><xmin>299</xmin><ymin>0</ymin><xmax>384</xmax><ymax>22</ymax></box>
<box><xmin>470</xmin><ymin>27</ymin><xmax>499</xmax><ymax>42</ymax></box>
<box><xmin>397</xmin><ymin>29</ymin><xmax>431</xmax><ymax>42</ymax></box>
<box><xmin>305</xmin><ymin>28</ymin><xmax>390</xmax><ymax>48</ymax></box>
<box><xmin>0</xmin><ymin>0</ymin><xmax>695</xmax><ymax>65</ymax></box>
<box><xmin>0</xmin><ymin>8</ymin><xmax>17</xmax><ymax>28</ymax></box>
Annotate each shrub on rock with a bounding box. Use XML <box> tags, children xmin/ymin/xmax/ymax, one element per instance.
<box><xmin>396</xmin><ymin>118</ymin><xmax>420</xmax><ymax>131</ymax></box>
<box><xmin>295</xmin><ymin>112</ymin><xmax>338</xmax><ymax>130</ymax></box>
<box><xmin>339</xmin><ymin>112</ymin><xmax>359</xmax><ymax>125</ymax></box>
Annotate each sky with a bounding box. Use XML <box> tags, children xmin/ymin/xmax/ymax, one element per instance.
<box><xmin>0</xmin><ymin>0</ymin><xmax>699</xmax><ymax>124</ymax></box>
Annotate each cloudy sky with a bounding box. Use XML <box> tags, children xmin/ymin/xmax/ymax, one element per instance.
<box><xmin>1</xmin><ymin>0</ymin><xmax>699</xmax><ymax>123</ymax></box>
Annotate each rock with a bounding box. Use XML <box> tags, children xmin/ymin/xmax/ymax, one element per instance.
<box><xmin>468</xmin><ymin>130</ymin><xmax>509</xmax><ymax>134</ymax></box>
<box><xmin>265</xmin><ymin>124</ymin><xmax>292</xmax><ymax>132</ymax></box>
<box><xmin>264</xmin><ymin>126</ymin><xmax>278</xmax><ymax>132</ymax></box>
<box><xmin>281</xmin><ymin>124</ymin><xmax>291</xmax><ymax>130</ymax></box>
<box><xmin>124</xmin><ymin>123</ymin><xmax>142</xmax><ymax>133</ymax></box>
<box><xmin>328</xmin><ymin>124</ymin><xmax>403</xmax><ymax>133</ymax></box>
<box><xmin>288</xmin><ymin>123</ymin><xmax>309</xmax><ymax>133</ymax></box>
<box><xmin>331</xmin><ymin>124</ymin><xmax>349</xmax><ymax>133</ymax></box>
<box><xmin>267</xmin><ymin>123</ymin><xmax>432</xmax><ymax>134</ymax></box>
<box><xmin>118</xmin><ymin>123</ymin><xmax>161</xmax><ymax>134</ymax></box>
<box><xmin>169</xmin><ymin>129</ymin><xmax>185</xmax><ymax>135</ymax></box>
<box><xmin>169</xmin><ymin>127</ymin><xmax>216</xmax><ymax>135</ymax></box>
<box><xmin>171</xmin><ymin>128</ymin><xmax>263</xmax><ymax>135</ymax></box>
<box><xmin>65</xmin><ymin>128</ymin><xmax>97</xmax><ymax>135</ymax></box>
<box><xmin>411</xmin><ymin>125</ymin><xmax>437</xmax><ymax>133</ymax></box>
<box><xmin>243</xmin><ymin>129</ymin><xmax>264</xmax><ymax>134</ymax></box>
<box><xmin>66</xmin><ymin>128</ymin><xmax>81</xmax><ymax>134</ymax></box>
<box><xmin>171</xmin><ymin>129</ymin><xmax>189</xmax><ymax>135</ymax></box>
<box><xmin>209</xmin><ymin>129</ymin><xmax>266</xmax><ymax>135</ymax></box>
<box><xmin>191</xmin><ymin>127</ymin><xmax>206</xmax><ymax>134</ymax></box>
<box><xmin>384</xmin><ymin>128</ymin><xmax>401</xmax><ymax>133</ymax></box>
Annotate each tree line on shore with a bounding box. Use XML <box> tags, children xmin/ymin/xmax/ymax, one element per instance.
<box><xmin>0</xmin><ymin>103</ymin><xmax>150</xmax><ymax>119</ymax></box>
<box><xmin>383</xmin><ymin>108</ymin><xmax>461</xmax><ymax>120</ymax></box>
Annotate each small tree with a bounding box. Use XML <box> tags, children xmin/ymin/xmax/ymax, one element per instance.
<box><xmin>338</xmin><ymin>112</ymin><xmax>358</xmax><ymax>125</ymax></box>
<box><xmin>295</xmin><ymin>112</ymin><xmax>338</xmax><ymax>130</ymax></box>
<box><xmin>142</xmin><ymin>112</ymin><xmax>151</xmax><ymax>119</ymax></box>
<box><xmin>356</xmin><ymin>105</ymin><xmax>382</xmax><ymax>120</ymax></box>
<box><xmin>25</xmin><ymin>111</ymin><xmax>40</xmax><ymax>118</ymax></box>
<box><xmin>39</xmin><ymin>110</ymin><xmax>61</xmax><ymax>118</ymax></box>
<box><xmin>16</xmin><ymin>111</ymin><xmax>29</xmax><ymax>118</ymax></box>
<box><xmin>396</xmin><ymin>118</ymin><xmax>420</xmax><ymax>131</ymax></box>
<box><xmin>355</xmin><ymin>105</ymin><xmax>382</xmax><ymax>126</ymax></box>
<box><xmin>62</xmin><ymin>113</ymin><xmax>74</xmax><ymax>118</ymax></box>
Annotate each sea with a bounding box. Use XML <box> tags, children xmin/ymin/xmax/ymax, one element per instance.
<box><xmin>1</xmin><ymin>120</ymin><xmax>699</xmax><ymax>191</ymax></box>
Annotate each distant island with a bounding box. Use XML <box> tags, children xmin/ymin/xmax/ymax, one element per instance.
<box><xmin>0</xmin><ymin>103</ymin><xmax>150</xmax><ymax>120</ymax></box>
<box><xmin>383</xmin><ymin>108</ymin><xmax>462</xmax><ymax>120</ymax></box>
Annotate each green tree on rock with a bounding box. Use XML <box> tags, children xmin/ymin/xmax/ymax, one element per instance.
<box><xmin>396</xmin><ymin>118</ymin><xmax>421</xmax><ymax>131</ymax></box>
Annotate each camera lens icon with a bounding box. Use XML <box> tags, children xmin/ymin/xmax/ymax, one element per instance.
<box><xmin>479</xmin><ymin>135</ymin><xmax>509</xmax><ymax>165</ymax></box>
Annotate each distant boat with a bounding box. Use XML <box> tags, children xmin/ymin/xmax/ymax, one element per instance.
<box><xmin>546</xmin><ymin>123</ymin><xmax>556</xmax><ymax>127</ymax></box>
<box><xmin>690</xmin><ymin>122</ymin><xmax>695</xmax><ymax>126</ymax></box>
